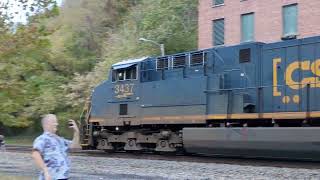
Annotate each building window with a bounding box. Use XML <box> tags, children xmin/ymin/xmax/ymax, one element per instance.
<box><xmin>213</xmin><ymin>0</ymin><xmax>224</xmax><ymax>6</ymax></box>
<box><xmin>241</xmin><ymin>13</ymin><xmax>254</xmax><ymax>42</ymax></box>
<box><xmin>283</xmin><ymin>4</ymin><xmax>298</xmax><ymax>37</ymax></box>
<box><xmin>213</xmin><ymin>18</ymin><xmax>224</xmax><ymax>46</ymax></box>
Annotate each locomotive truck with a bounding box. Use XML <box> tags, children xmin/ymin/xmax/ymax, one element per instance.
<box><xmin>80</xmin><ymin>35</ymin><xmax>320</xmax><ymax>160</ymax></box>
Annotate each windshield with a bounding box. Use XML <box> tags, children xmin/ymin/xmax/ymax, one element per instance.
<box><xmin>112</xmin><ymin>65</ymin><xmax>137</xmax><ymax>82</ymax></box>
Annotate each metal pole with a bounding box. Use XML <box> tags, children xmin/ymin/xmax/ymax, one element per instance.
<box><xmin>139</xmin><ymin>38</ymin><xmax>165</xmax><ymax>56</ymax></box>
<box><xmin>160</xmin><ymin>44</ymin><xmax>165</xmax><ymax>56</ymax></box>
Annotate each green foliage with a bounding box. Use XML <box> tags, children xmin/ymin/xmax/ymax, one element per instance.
<box><xmin>0</xmin><ymin>0</ymin><xmax>102</xmax><ymax>130</ymax></box>
<box><xmin>0</xmin><ymin>0</ymin><xmax>198</xmax><ymax>135</ymax></box>
<box><xmin>47</xmin><ymin>3</ymin><xmax>60</xmax><ymax>17</ymax></box>
<box><xmin>0</xmin><ymin>2</ymin><xmax>68</xmax><ymax>129</ymax></box>
<box><xmin>65</xmin><ymin>0</ymin><xmax>198</xmax><ymax>107</ymax></box>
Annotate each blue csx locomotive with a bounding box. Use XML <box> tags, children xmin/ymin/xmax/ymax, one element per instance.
<box><xmin>81</xmin><ymin>36</ymin><xmax>320</xmax><ymax>160</ymax></box>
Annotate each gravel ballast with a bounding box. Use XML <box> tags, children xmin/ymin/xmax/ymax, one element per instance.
<box><xmin>0</xmin><ymin>152</ymin><xmax>320</xmax><ymax>179</ymax></box>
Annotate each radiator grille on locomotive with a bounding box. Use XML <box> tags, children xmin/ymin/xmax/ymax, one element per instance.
<box><xmin>173</xmin><ymin>55</ymin><xmax>186</xmax><ymax>68</ymax></box>
<box><xmin>239</xmin><ymin>48</ymin><xmax>251</xmax><ymax>63</ymax></box>
<box><xmin>190</xmin><ymin>52</ymin><xmax>208</xmax><ymax>66</ymax></box>
<box><xmin>156</xmin><ymin>57</ymin><xmax>169</xmax><ymax>70</ymax></box>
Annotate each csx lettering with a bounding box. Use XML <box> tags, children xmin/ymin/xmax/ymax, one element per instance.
<box><xmin>285</xmin><ymin>59</ymin><xmax>320</xmax><ymax>89</ymax></box>
<box><xmin>273</xmin><ymin>58</ymin><xmax>320</xmax><ymax>96</ymax></box>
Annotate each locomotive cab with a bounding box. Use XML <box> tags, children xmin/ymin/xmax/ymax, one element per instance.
<box><xmin>108</xmin><ymin>58</ymin><xmax>144</xmax><ymax>126</ymax></box>
<box><xmin>98</xmin><ymin>57</ymin><xmax>150</xmax><ymax>127</ymax></box>
<box><xmin>86</xmin><ymin>57</ymin><xmax>148</xmax><ymax>128</ymax></box>
<box><xmin>83</xmin><ymin>57</ymin><xmax>149</xmax><ymax>149</ymax></box>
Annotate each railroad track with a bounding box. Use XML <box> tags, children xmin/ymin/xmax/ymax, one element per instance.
<box><xmin>3</xmin><ymin>144</ymin><xmax>320</xmax><ymax>169</ymax></box>
<box><xmin>1</xmin><ymin>145</ymin><xmax>32</xmax><ymax>152</ymax></box>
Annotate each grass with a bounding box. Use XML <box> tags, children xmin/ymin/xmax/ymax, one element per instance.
<box><xmin>4</xmin><ymin>135</ymin><xmax>36</xmax><ymax>146</ymax></box>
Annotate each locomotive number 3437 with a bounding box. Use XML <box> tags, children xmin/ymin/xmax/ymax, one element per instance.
<box><xmin>114</xmin><ymin>83</ymin><xmax>134</xmax><ymax>98</ymax></box>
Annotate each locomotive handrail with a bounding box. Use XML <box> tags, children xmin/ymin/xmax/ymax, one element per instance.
<box><xmin>141</xmin><ymin>103</ymin><xmax>206</xmax><ymax>108</ymax></box>
<box><xmin>79</xmin><ymin>107</ymin><xmax>86</xmax><ymax>125</ymax></box>
<box><xmin>143</xmin><ymin>50</ymin><xmax>209</xmax><ymax>72</ymax></box>
<box><xmin>204</xmin><ymin>82</ymin><xmax>319</xmax><ymax>93</ymax></box>
<box><xmin>222</xmin><ymin>68</ymin><xmax>241</xmax><ymax>72</ymax></box>
<box><xmin>140</xmin><ymin>63</ymin><xmax>208</xmax><ymax>72</ymax></box>
<box><xmin>108</xmin><ymin>99</ymin><xmax>140</xmax><ymax>103</ymax></box>
<box><xmin>80</xmin><ymin>96</ymin><xmax>92</xmax><ymax>125</ymax></box>
<box><xmin>118</xmin><ymin>115</ymin><xmax>136</xmax><ymax>118</ymax></box>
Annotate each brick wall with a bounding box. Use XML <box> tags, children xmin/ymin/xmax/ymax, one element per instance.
<box><xmin>198</xmin><ymin>0</ymin><xmax>320</xmax><ymax>49</ymax></box>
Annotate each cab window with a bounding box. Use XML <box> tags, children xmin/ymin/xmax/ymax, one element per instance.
<box><xmin>112</xmin><ymin>65</ymin><xmax>137</xmax><ymax>82</ymax></box>
<box><xmin>125</xmin><ymin>66</ymin><xmax>137</xmax><ymax>79</ymax></box>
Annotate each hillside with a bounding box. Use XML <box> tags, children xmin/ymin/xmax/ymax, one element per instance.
<box><xmin>0</xmin><ymin>0</ymin><xmax>197</xmax><ymax>135</ymax></box>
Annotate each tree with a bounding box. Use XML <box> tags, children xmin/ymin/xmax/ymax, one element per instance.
<box><xmin>0</xmin><ymin>1</ymin><xmax>63</xmax><ymax>128</ymax></box>
<box><xmin>65</xmin><ymin>0</ymin><xmax>198</xmax><ymax>107</ymax></box>
<box><xmin>0</xmin><ymin>0</ymin><xmax>198</xmax><ymax>133</ymax></box>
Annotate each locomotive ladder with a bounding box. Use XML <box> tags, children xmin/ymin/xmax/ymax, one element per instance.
<box><xmin>80</xmin><ymin>124</ymin><xmax>91</xmax><ymax>147</ymax></box>
<box><xmin>80</xmin><ymin>100</ymin><xmax>92</xmax><ymax>147</ymax></box>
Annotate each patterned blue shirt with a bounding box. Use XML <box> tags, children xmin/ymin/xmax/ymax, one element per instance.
<box><xmin>33</xmin><ymin>132</ymin><xmax>72</xmax><ymax>180</ymax></box>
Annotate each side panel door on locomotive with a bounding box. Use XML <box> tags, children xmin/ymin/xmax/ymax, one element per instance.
<box><xmin>206</xmin><ymin>43</ymin><xmax>262</xmax><ymax>125</ymax></box>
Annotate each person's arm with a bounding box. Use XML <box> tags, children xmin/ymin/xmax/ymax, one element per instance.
<box><xmin>31</xmin><ymin>150</ymin><xmax>51</xmax><ymax>180</ymax></box>
<box><xmin>68</xmin><ymin>119</ymin><xmax>81</xmax><ymax>149</ymax></box>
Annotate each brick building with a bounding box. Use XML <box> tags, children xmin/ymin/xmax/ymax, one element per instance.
<box><xmin>198</xmin><ymin>0</ymin><xmax>320</xmax><ymax>49</ymax></box>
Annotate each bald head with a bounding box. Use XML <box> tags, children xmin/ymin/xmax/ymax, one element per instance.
<box><xmin>41</xmin><ymin>114</ymin><xmax>58</xmax><ymax>133</ymax></box>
